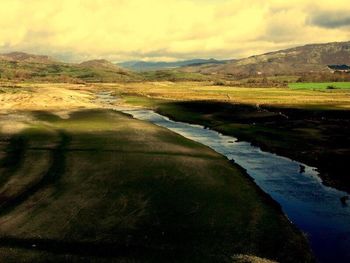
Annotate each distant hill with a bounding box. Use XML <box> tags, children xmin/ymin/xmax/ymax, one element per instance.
<box><xmin>0</xmin><ymin>52</ymin><xmax>56</xmax><ymax>64</ymax></box>
<box><xmin>80</xmin><ymin>59</ymin><xmax>126</xmax><ymax>72</ymax></box>
<box><xmin>2</xmin><ymin>41</ymin><xmax>350</xmax><ymax>83</ymax></box>
<box><xmin>117</xmin><ymin>58</ymin><xmax>229</xmax><ymax>71</ymax></box>
<box><xmin>0</xmin><ymin>53</ymin><xmax>137</xmax><ymax>82</ymax></box>
<box><xmin>182</xmin><ymin>41</ymin><xmax>350</xmax><ymax>77</ymax></box>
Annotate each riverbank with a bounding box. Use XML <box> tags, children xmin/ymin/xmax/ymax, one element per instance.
<box><xmin>0</xmin><ymin>84</ymin><xmax>313</xmax><ymax>262</ymax></box>
<box><xmin>103</xmin><ymin>82</ymin><xmax>350</xmax><ymax>193</ymax></box>
<box><xmin>116</xmin><ymin>105</ymin><xmax>350</xmax><ymax>263</ymax></box>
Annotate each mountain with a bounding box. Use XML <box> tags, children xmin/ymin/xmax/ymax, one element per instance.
<box><xmin>181</xmin><ymin>41</ymin><xmax>350</xmax><ymax>76</ymax></box>
<box><xmin>2</xmin><ymin>41</ymin><xmax>350</xmax><ymax>82</ymax></box>
<box><xmin>117</xmin><ymin>58</ymin><xmax>229</xmax><ymax>71</ymax></box>
<box><xmin>77</xmin><ymin>59</ymin><xmax>137</xmax><ymax>82</ymax></box>
<box><xmin>0</xmin><ymin>53</ymin><xmax>136</xmax><ymax>82</ymax></box>
<box><xmin>80</xmin><ymin>59</ymin><xmax>126</xmax><ymax>72</ymax></box>
<box><xmin>0</xmin><ymin>51</ymin><xmax>56</xmax><ymax>64</ymax></box>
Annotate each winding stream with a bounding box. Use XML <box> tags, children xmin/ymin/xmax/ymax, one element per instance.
<box><xmin>98</xmin><ymin>92</ymin><xmax>350</xmax><ymax>263</ymax></box>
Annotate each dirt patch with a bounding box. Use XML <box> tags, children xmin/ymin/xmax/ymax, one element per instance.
<box><xmin>0</xmin><ymin>84</ymin><xmax>96</xmax><ymax>113</ymax></box>
<box><xmin>0</xmin><ymin>114</ymin><xmax>33</xmax><ymax>134</ymax></box>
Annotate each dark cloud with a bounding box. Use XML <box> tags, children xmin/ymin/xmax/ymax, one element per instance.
<box><xmin>308</xmin><ymin>11</ymin><xmax>350</xmax><ymax>28</ymax></box>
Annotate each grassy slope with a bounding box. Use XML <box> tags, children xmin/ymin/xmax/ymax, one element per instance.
<box><xmin>0</xmin><ymin>109</ymin><xmax>312</xmax><ymax>262</ymax></box>
<box><xmin>106</xmin><ymin>82</ymin><xmax>350</xmax><ymax>192</ymax></box>
<box><xmin>0</xmin><ymin>60</ymin><xmax>138</xmax><ymax>83</ymax></box>
<box><xmin>0</xmin><ymin>59</ymin><xmax>213</xmax><ymax>83</ymax></box>
<box><xmin>181</xmin><ymin>41</ymin><xmax>350</xmax><ymax>76</ymax></box>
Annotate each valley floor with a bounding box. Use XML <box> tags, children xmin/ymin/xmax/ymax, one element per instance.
<box><xmin>0</xmin><ymin>83</ymin><xmax>313</xmax><ymax>262</ymax></box>
<box><xmin>102</xmin><ymin>81</ymin><xmax>350</xmax><ymax>193</ymax></box>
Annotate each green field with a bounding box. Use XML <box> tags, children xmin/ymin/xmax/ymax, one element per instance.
<box><xmin>289</xmin><ymin>82</ymin><xmax>350</xmax><ymax>90</ymax></box>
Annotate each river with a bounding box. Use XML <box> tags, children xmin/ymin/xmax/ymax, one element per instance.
<box><xmin>97</xmin><ymin>92</ymin><xmax>350</xmax><ymax>262</ymax></box>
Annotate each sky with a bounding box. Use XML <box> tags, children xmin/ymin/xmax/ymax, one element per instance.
<box><xmin>0</xmin><ymin>0</ymin><xmax>349</xmax><ymax>62</ymax></box>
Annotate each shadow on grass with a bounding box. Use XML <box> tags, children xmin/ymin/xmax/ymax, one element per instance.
<box><xmin>0</xmin><ymin>131</ymin><xmax>69</xmax><ymax>215</ymax></box>
<box><xmin>0</xmin><ymin>135</ymin><xmax>28</xmax><ymax>188</ymax></box>
<box><xmin>0</xmin><ymin>109</ymin><xmax>314</xmax><ymax>263</ymax></box>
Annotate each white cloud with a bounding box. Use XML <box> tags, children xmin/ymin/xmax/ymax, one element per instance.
<box><xmin>0</xmin><ymin>0</ymin><xmax>349</xmax><ymax>62</ymax></box>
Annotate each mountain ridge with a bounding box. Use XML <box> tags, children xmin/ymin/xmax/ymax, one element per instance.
<box><xmin>117</xmin><ymin>58</ymin><xmax>230</xmax><ymax>71</ymax></box>
<box><xmin>0</xmin><ymin>51</ymin><xmax>57</xmax><ymax>64</ymax></box>
<box><xmin>0</xmin><ymin>53</ymin><xmax>135</xmax><ymax>82</ymax></box>
<box><xmin>80</xmin><ymin>59</ymin><xmax>127</xmax><ymax>72</ymax></box>
<box><xmin>1</xmin><ymin>40</ymin><xmax>350</xmax><ymax>81</ymax></box>
<box><xmin>181</xmin><ymin>41</ymin><xmax>350</xmax><ymax>76</ymax></box>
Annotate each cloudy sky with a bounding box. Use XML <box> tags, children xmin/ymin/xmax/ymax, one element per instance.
<box><xmin>0</xmin><ymin>0</ymin><xmax>349</xmax><ymax>62</ymax></box>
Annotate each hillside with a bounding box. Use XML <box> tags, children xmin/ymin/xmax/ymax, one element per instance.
<box><xmin>0</xmin><ymin>53</ymin><xmax>137</xmax><ymax>82</ymax></box>
<box><xmin>182</xmin><ymin>41</ymin><xmax>350</xmax><ymax>77</ymax></box>
<box><xmin>77</xmin><ymin>59</ymin><xmax>137</xmax><ymax>82</ymax></box>
<box><xmin>2</xmin><ymin>41</ymin><xmax>350</xmax><ymax>82</ymax></box>
<box><xmin>0</xmin><ymin>52</ymin><xmax>56</xmax><ymax>64</ymax></box>
<box><xmin>80</xmin><ymin>59</ymin><xmax>126</xmax><ymax>71</ymax></box>
<box><xmin>118</xmin><ymin>58</ymin><xmax>229</xmax><ymax>71</ymax></box>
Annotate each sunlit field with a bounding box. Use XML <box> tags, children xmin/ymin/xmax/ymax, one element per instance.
<box><xmin>107</xmin><ymin>81</ymin><xmax>350</xmax><ymax>110</ymax></box>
